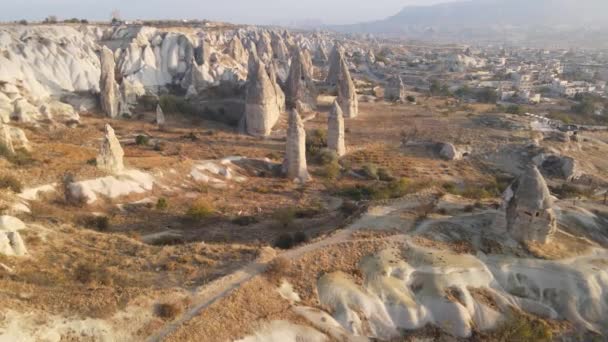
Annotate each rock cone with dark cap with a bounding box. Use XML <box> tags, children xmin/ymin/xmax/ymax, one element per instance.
<box><xmin>506</xmin><ymin>165</ymin><xmax>557</xmax><ymax>244</ymax></box>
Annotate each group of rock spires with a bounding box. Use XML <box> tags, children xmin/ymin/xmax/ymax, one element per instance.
<box><xmin>97</xmin><ymin>33</ymin><xmax>355</xmax><ymax>184</ymax></box>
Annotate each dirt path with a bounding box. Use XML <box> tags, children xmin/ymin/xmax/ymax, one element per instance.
<box><xmin>147</xmin><ymin>194</ymin><xmax>426</xmax><ymax>341</ymax></box>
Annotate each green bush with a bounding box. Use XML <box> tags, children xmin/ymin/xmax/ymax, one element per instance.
<box><xmin>0</xmin><ymin>174</ymin><xmax>22</xmax><ymax>193</ymax></box>
<box><xmin>232</xmin><ymin>216</ymin><xmax>259</xmax><ymax>226</ymax></box>
<box><xmin>337</xmin><ymin>178</ymin><xmax>412</xmax><ymax>201</ymax></box>
<box><xmin>492</xmin><ymin>313</ymin><xmax>552</xmax><ymax>342</ymax></box>
<box><xmin>322</xmin><ymin>160</ymin><xmax>341</xmax><ymax>180</ymax></box>
<box><xmin>293</xmin><ymin>231</ymin><xmax>309</xmax><ymax>244</ymax></box>
<box><xmin>506</xmin><ymin>105</ymin><xmax>524</xmax><ymax>115</ymax></box>
<box><xmin>306</xmin><ymin>129</ymin><xmax>327</xmax><ymax>158</ymax></box>
<box><xmin>360</xmin><ymin>164</ymin><xmax>379</xmax><ymax>180</ymax></box>
<box><xmin>156</xmin><ymin>198</ymin><xmax>168</xmax><ymax>210</ymax></box>
<box><xmin>273</xmin><ymin>233</ymin><xmax>294</xmax><ymax>249</ymax></box>
<box><xmin>82</xmin><ymin>215</ymin><xmax>110</xmax><ymax>231</ymax></box>
<box><xmin>159</xmin><ymin>95</ymin><xmax>198</xmax><ymax>116</ymax></box>
<box><xmin>377</xmin><ymin>167</ymin><xmax>396</xmax><ymax>182</ymax></box>
<box><xmin>135</xmin><ymin>135</ymin><xmax>150</xmax><ymax>146</ymax></box>
<box><xmin>186</xmin><ymin>198</ymin><xmax>215</xmax><ymax>220</ymax></box>
<box><xmin>406</xmin><ymin>95</ymin><xmax>416</xmax><ymax>103</ymax></box>
<box><xmin>317</xmin><ymin>148</ymin><xmax>338</xmax><ymax>166</ymax></box>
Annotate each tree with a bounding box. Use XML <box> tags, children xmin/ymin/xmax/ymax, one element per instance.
<box><xmin>476</xmin><ymin>88</ymin><xmax>498</xmax><ymax>104</ymax></box>
<box><xmin>43</xmin><ymin>16</ymin><xmax>58</xmax><ymax>24</ymax></box>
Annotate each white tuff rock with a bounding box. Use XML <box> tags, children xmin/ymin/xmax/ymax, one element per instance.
<box><xmin>506</xmin><ymin>165</ymin><xmax>557</xmax><ymax>245</ymax></box>
<box><xmin>336</xmin><ymin>53</ymin><xmax>358</xmax><ymax>118</ymax></box>
<box><xmin>99</xmin><ymin>46</ymin><xmax>119</xmax><ymax>118</ymax></box>
<box><xmin>0</xmin><ymin>216</ymin><xmax>27</xmax><ymax>256</ymax></box>
<box><xmin>285</xmin><ymin>48</ymin><xmax>317</xmax><ymax>112</ymax></box>
<box><xmin>244</xmin><ymin>53</ymin><xmax>281</xmax><ymax>137</ymax></box>
<box><xmin>283</xmin><ymin>109</ymin><xmax>310</xmax><ymax>183</ymax></box>
<box><xmin>97</xmin><ymin>124</ymin><xmax>124</xmax><ymax>173</ymax></box>
<box><xmin>327</xmin><ymin>100</ymin><xmax>346</xmax><ymax>157</ymax></box>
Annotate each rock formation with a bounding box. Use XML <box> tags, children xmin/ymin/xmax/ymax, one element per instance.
<box><xmin>270</xmin><ymin>31</ymin><xmax>290</xmax><ymax>62</ymax></box>
<box><xmin>505</xmin><ymin>165</ymin><xmax>557</xmax><ymax>245</ymax></box>
<box><xmin>97</xmin><ymin>124</ymin><xmax>124</xmax><ymax>173</ymax></box>
<box><xmin>438</xmin><ymin>143</ymin><xmax>470</xmax><ymax>161</ymax></box>
<box><xmin>0</xmin><ymin>123</ymin><xmax>30</xmax><ymax>154</ymax></box>
<box><xmin>326</xmin><ymin>43</ymin><xmax>345</xmax><ymax>86</ymax></box>
<box><xmin>283</xmin><ymin>109</ymin><xmax>310</xmax><ymax>183</ymax></box>
<box><xmin>228</xmin><ymin>36</ymin><xmax>248</xmax><ymax>65</ymax></box>
<box><xmin>0</xmin><ymin>216</ymin><xmax>27</xmax><ymax>256</ymax></box>
<box><xmin>385</xmin><ymin>75</ymin><xmax>406</xmax><ymax>102</ymax></box>
<box><xmin>285</xmin><ymin>48</ymin><xmax>317</xmax><ymax>112</ymax></box>
<box><xmin>156</xmin><ymin>104</ymin><xmax>166</xmax><ymax>126</ymax></box>
<box><xmin>328</xmin><ymin>100</ymin><xmax>346</xmax><ymax>157</ymax></box>
<box><xmin>336</xmin><ymin>54</ymin><xmax>358</xmax><ymax>118</ymax></box>
<box><xmin>244</xmin><ymin>53</ymin><xmax>281</xmax><ymax>137</ymax></box>
<box><xmin>0</xmin><ymin>123</ymin><xmax>15</xmax><ymax>154</ymax></box>
<box><xmin>99</xmin><ymin>46</ymin><xmax>119</xmax><ymax>118</ymax></box>
<box><xmin>12</xmin><ymin>99</ymin><xmax>41</xmax><ymax>123</ymax></box>
<box><xmin>256</xmin><ymin>32</ymin><xmax>274</xmax><ymax>63</ymax></box>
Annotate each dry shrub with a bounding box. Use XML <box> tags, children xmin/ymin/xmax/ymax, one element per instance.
<box><xmin>74</xmin><ymin>263</ymin><xmax>113</xmax><ymax>286</ymax></box>
<box><xmin>156</xmin><ymin>302</ymin><xmax>183</xmax><ymax>320</ymax></box>
<box><xmin>186</xmin><ymin>197</ymin><xmax>215</xmax><ymax>220</ymax></box>
<box><xmin>265</xmin><ymin>257</ymin><xmax>291</xmax><ymax>284</ymax></box>
<box><xmin>0</xmin><ymin>174</ymin><xmax>23</xmax><ymax>193</ymax></box>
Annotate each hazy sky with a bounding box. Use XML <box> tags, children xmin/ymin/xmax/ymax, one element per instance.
<box><xmin>0</xmin><ymin>0</ymin><xmax>458</xmax><ymax>25</ymax></box>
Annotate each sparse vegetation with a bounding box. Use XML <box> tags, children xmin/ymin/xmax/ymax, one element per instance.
<box><xmin>265</xmin><ymin>257</ymin><xmax>291</xmax><ymax>283</ymax></box>
<box><xmin>81</xmin><ymin>215</ymin><xmax>110</xmax><ymax>231</ymax></box>
<box><xmin>0</xmin><ymin>174</ymin><xmax>23</xmax><ymax>193</ymax></box>
<box><xmin>337</xmin><ymin>178</ymin><xmax>413</xmax><ymax>201</ymax></box>
<box><xmin>156</xmin><ymin>302</ymin><xmax>183</xmax><ymax>320</ymax></box>
<box><xmin>491</xmin><ymin>311</ymin><xmax>552</xmax><ymax>342</ymax></box>
<box><xmin>272</xmin><ymin>207</ymin><xmax>297</xmax><ymax>229</ymax></box>
<box><xmin>156</xmin><ymin>197</ymin><xmax>168</xmax><ymax>210</ymax></box>
<box><xmin>135</xmin><ymin>135</ymin><xmax>150</xmax><ymax>146</ymax></box>
<box><xmin>186</xmin><ymin>198</ymin><xmax>215</xmax><ymax>220</ymax></box>
<box><xmin>551</xmin><ymin>183</ymin><xmax>594</xmax><ymax>199</ymax></box>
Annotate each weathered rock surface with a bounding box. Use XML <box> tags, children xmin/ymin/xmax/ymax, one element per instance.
<box><xmin>0</xmin><ymin>216</ymin><xmax>27</xmax><ymax>256</ymax></box>
<box><xmin>336</xmin><ymin>53</ymin><xmax>358</xmax><ymax>118</ymax></box>
<box><xmin>0</xmin><ymin>123</ymin><xmax>30</xmax><ymax>154</ymax></box>
<box><xmin>505</xmin><ymin>165</ymin><xmax>557</xmax><ymax>244</ymax></box>
<box><xmin>283</xmin><ymin>110</ymin><xmax>310</xmax><ymax>183</ymax></box>
<box><xmin>244</xmin><ymin>54</ymin><xmax>282</xmax><ymax>137</ymax></box>
<box><xmin>438</xmin><ymin>143</ymin><xmax>470</xmax><ymax>161</ymax></box>
<box><xmin>99</xmin><ymin>46</ymin><xmax>119</xmax><ymax>118</ymax></box>
<box><xmin>285</xmin><ymin>48</ymin><xmax>317</xmax><ymax>112</ymax></box>
<box><xmin>326</xmin><ymin>44</ymin><xmax>345</xmax><ymax>86</ymax></box>
<box><xmin>328</xmin><ymin>100</ymin><xmax>346</xmax><ymax>157</ymax></box>
<box><xmin>533</xmin><ymin>153</ymin><xmax>582</xmax><ymax>181</ymax></box>
<box><xmin>97</xmin><ymin>124</ymin><xmax>124</xmax><ymax>173</ymax></box>
<box><xmin>12</xmin><ymin>99</ymin><xmax>41</xmax><ymax>123</ymax></box>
